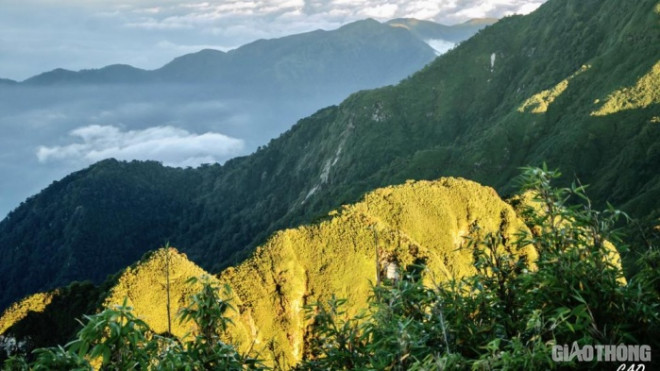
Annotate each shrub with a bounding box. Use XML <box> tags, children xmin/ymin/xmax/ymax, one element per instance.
<box><xmin>297</xmin><ymin>166</ymin><xmax>660</xmax><ymax>370</ymax></box>
<box><xmin>4</xmin><ymin>277</ymin><xmax>266</xmax><ymax>370</ymax></box>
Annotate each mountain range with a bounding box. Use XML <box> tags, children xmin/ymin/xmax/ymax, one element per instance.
<box><xmin>18</xmin><ymin>18</ymin><xmax>495</xmax><ymax>93</ymax></box>
<box><xmin>18</xmin><ymin>18</ymin><xmax>437</xmax><ymax>94</ymax></box>
<box><xmin>0</xmin><ymin>0</ymin><xmax>658</xmax><ymax>354</ymax></box>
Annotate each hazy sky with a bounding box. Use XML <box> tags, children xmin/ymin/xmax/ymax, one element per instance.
<box><xmin>0</xmin><ymin>0</ymin><xmax>546</xmax><ymax>81</ymax></box>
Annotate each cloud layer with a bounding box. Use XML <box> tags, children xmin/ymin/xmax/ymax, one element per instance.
<box><xmin>0</xmin><ymin>0</ymin><xmax>546</xmax><ymax>80</ymax></box>
<box><xmin>37</xmin><ymin>125</ymin><xmax>245</xmax><ymax>168</ymax></box>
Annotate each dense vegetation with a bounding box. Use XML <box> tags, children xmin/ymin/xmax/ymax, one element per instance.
<box><xmin>0</xmin><ymin>161</ymin><xmax>201</xmax><ymax>312</ymax></box>
<box><xmin>1</xmin><ymin>176</ymin><xmax>535</xmax><ymax>366</ymax></box>
<box><xmin>0</xmin><ymin>0</ymin><xmax>658</xmax><ymax>316</ymax></box>
<box><xmin>3</xmin><ymin>278</ymin><xmax>265</xmax><ymax>370</ymax></box>
<box><xmin>297</xmin><ymin>167</ymin><xmax>660</xmax><ymax>370</ymax></box>
<box><xmin>3</xmin><ymin>167</ymin><xmax>658</xmax><ymax>370</ymax></box>
<box><xmin>215</xmin><ymin>176</ymin><xmax>535</xmax><ymax>366</ymax></box>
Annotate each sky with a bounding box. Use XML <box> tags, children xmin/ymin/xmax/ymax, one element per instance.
<box><xmin>0</xmin><ymin>0</ymin><xmax>546</xmax><ymax>81</ymax></box>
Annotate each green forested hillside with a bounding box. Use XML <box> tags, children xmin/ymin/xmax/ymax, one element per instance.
<box><xmin>0</xmin><ymin>0</ymin><xmax>658</xmax><ymax>312</ymax></box>
<box><xmin>0</xmin><ymin>177</ymin><xmax>538</xmax><ymax>365</ymax></box>
<box><xmin>0</xmin><ymin>161</ymin><xmax>200</xmax><ymax>310</ymax></box>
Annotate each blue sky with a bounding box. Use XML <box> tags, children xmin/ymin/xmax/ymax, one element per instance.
<box><xmin>0</xmin><ymin>0</ymin><xmax>546</xmax><ymax>81</ymax></box>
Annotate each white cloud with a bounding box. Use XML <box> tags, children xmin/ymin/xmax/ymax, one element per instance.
<box><xmin>516</xmin><ymin>2</ymin><xmax>543</xmax><ymax>15</ymax></box>
<box><xmin>363</xmin><ymin>4</ymin><xmax>399</xmax><ymax>19</ymax></box>
<box><xmin>425</xmin><ymin>39</ymin><xmax>455</xmax><ymax>55</ymax></box>
<box><xmin>118</xmin><ymin>0</ymin><xmax>547</xmax><ymax>37</ymax></box>
<box><xmin>402</xmin><ymin>1</ymin><xmax>442</xmax><ymax>20</ymax></box>
<box><xmin>36</xmin><ymin>125</ymin><xmax>244</xmax><ymax>168</ymax></box>
<box><xmin>451</xmin><ymin>0</ymin><xmax>543</xmax><ymax>20</ymax></box>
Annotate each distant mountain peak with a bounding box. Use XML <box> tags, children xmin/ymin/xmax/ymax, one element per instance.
<box><xmin>156</xmin><ymin>17</ymin><xmax>436</xmax><ymax>86</ymax></box>
<box><xmin>192</xmin><ymin>48</ymin><xmax>227</xmax><ymax>56</ymax></box>
<box><xmin>23</xmin><ymin>64</ymin><xmax>149</xmax><ymax>85</ymax></box>
<box><xmin>19</xmin><ymin>17</ymin><xmax>444</xmax><ymax>87</ymax></box>
<box><xmin>99</xmin><ymin>63</ymin><xmax>142</xmax><ymax>70</ymax></box>
<box><xmin>337</xmin><ymin>18</ymin><xmax>387</xmax><ymax>32</ymax></box>
<box><xmin>348</xmin><ymin>17</ymin><xmax>380</xmax><ymax>25</ymax></box>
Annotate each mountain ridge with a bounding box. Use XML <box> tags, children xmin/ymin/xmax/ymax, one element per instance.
<box><xmin>23</xmin><ymin>64</ymin><xmax>150</xmax><ymax>85</ymax></box>
<box><xmin>18</xmin><ymin>18</ymin><xmax>489</xmax><ymax>88</ymax></box>
<box><xmin>16</xmin><ymin>18</ymin><xmax>495</xmax><ymax>88</ymax></box>
<box><xmin>153</xmin><ymin>18</ymin><xmax>436</xmax><ymax>89</ymax></box>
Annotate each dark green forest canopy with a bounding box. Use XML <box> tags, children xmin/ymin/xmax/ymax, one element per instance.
<box><xmin>0</xmin><ymin>0</ymin><xmax>658</xmax><ymax>311</ymax></box>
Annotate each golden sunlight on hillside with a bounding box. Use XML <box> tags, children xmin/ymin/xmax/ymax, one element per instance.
<box><xmin>518</xmin><ymin>65</ymin><xmax>591</xmax><ymax>114</ymax></box>
<box><xmin>91</xmin><ymin>177</ymin><xmax>539</xmax><ymax>367</ymax></box>
<box><xmin>591</xmin><ymin>61</ymin><xmax>660</xmax><ymax>116</ymax></box>
<box><xmin>0</xmin><ymin>292</ymin><xmax>56</xmax><ymax>335</ymax></box>
<box><xmin>1</xmin><ymin>176</ymin><xmax>630</xmax><ymax>368</ymax></box>
<box><xmin>103</xmin><ymin>248</ymin><xmax>219</xmax><ymax>339</ymax></box>
<box><xmin>218</xmin><ymin>177</ymin><xmax>537</xmax><ymax>366</ymax></box>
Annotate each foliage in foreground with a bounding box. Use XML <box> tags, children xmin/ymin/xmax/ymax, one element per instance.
<box><xmin>296</xmin><ymin>166</ymin><xmax>660</xmax><ymax>370</ymax></box>
<box><xmin>3</xmin><ymin>277</ymin><xmax>266</xmax><ymax>370</ymax></box>
<box><xmin>2</xmin><ymin>166</ymin><xmax>659</xmax><ymax>370</ymax></box>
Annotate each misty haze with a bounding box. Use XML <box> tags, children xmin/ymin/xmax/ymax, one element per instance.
<box><xmin>0</xmin><ymin>82</ymin><xmax>356</xmax><ymax>217</ymax></box>
<box><xmin>0</xmin><ymin>16</ymin><xmax>498</xmax><ymax>218</ymax></box>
